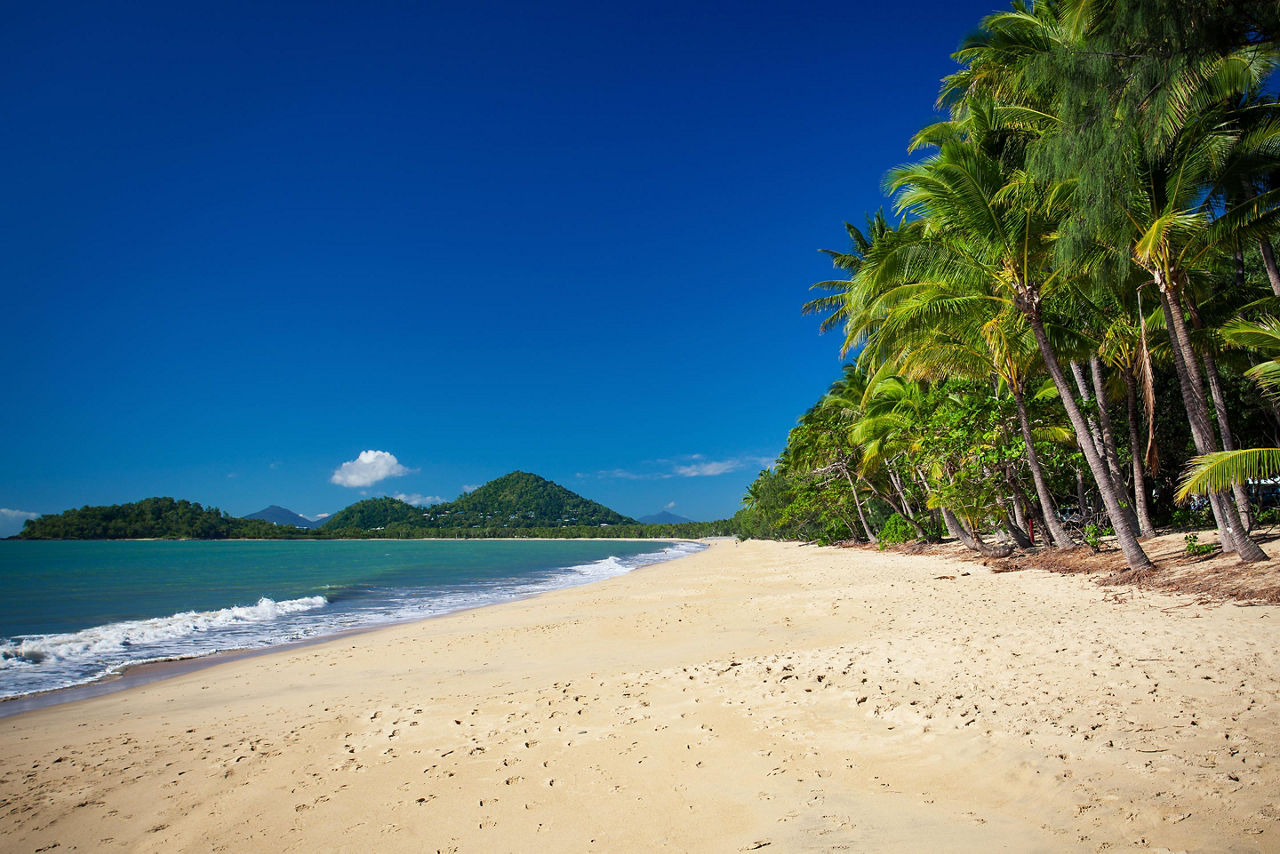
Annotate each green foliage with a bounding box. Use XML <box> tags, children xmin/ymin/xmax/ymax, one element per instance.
<box><xmin>1169</xmin><ymin>505</ymin><xmax>1213</xmax><ymax>530</ymax></box>
<box><xmin>876</xmin><ymin>513</ymin><xmax>918</xmax><ymax>549</ymax></box>
<box><xmin>18</xmin><ymin>477</ymin><xmax>741</xmax><ymax>542</ymax></box>
<box><xmin>318</xmin><ymin>472</ymin><xmax>637</xmax><ymax>534</ymax></box>
<box><xmin>17</xmin><ymin>497</ymin><xmax>313</xmax><ymax>540</ymax></box>
<box><xmin>1257</xmin><ymin>506</ymin><xmax>1280</xmax><ymax>526</ymax></box>
<box><xmin>1184</xmin><ymin>532</ymin><xmax>1217</xmax><ymax>557</ymax></box>
<box><xmin>320</xmin><ymin>497</ymin><xmax>426</xmax><ymax>531</ymax></box>
<box><xmin>418</xmin><ymin>471</ymin><xmax>635</xmax><ymax>530</ymax></box>
<box><xmin>1083</xmin><ymin>523</ymin><xmax>1104</xmax><ymax>552</ymax></box>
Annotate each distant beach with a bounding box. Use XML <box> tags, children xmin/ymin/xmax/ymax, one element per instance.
<box><xmin>3</xmin><ymin>538</ymin><xmax>1278</xmax><ymax>851</ymax></box>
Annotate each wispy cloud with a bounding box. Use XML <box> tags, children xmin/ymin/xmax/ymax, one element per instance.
<box><xmin>461</xmin><ymin>484</ymin><xmax>481</xmax><ymax>493</ymax></box>
<box><xmin>589</xmin><ymin>454</ymin><xmax>774</xmax><ymax>481</ymax></box>
<box><xmin>664</xmin><ymin>501</ymin><xmax>676</xmax><ymax>510</ymax></box>
<box><xmin>393</xmin><ymin>492</ymin><xmax>445</xmax><ymax>506</ymax></box>
<box><xmin>331</xmin><ymin>450</ymin><xmax>413</xmax><ymax>488</ymax></box>
<box><xmin>673</xmin><ymin>459</ymin><xmax>744</xmax><ymax>477</ymax></box>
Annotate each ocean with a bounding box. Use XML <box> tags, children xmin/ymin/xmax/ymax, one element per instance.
<box><xmin>0</xmin><ymin>538</ymin><xmax>702</xmax><ymax>702</ymax></box>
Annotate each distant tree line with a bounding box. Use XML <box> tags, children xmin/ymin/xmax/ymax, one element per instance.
<box><xmin>16</xmin><ymin>497</ymin><xmax>311</xmax><ymax>540</ymax></box>
<box><xmin>16</xmin><ymin>496</ymin><xmax>739</xmax><ymax>540</ymax></box>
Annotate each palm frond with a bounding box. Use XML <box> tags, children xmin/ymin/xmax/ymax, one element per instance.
<box><xmin>1177</xmin><ymin>448</ymin><xmax>1280</xmax><ymax>500</ymax></box>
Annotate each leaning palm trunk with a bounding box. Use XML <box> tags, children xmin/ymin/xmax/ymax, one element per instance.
<box><xmin>993</xmin><ymin>496</ymin><xmax>1033</xmax><ymax>547</ymax></box>
<box><xmin>1012</xmin><ymin>386</ymin><xmax>1075</xmax><ymax>547</ymax></box>
<box><xmin>1026</xmin><ymin>311</ymin><xmax>1154</xmax><ymax>570</ymax></box>
<box><xmin>1070</xmin><ymin>361</ymin><xmax>1112</xmax><ymax>478</ymax></box>
<box><xmin>867</xmin><ymin>482</ymin><xmax>928</xmax><ymax>540</ymax></box>
<box><xmin>1121</xmin><ymin>368</ymin><xmax>1157</xmax><ymax>537</ymax></box>
<box><xmin>1158</xmin><ymin>287</ymin><xmax>1239</xmax><ymax>550</ymax></box>
<box><xmin>1006</xmin><ymin>470</ymin><xmax>1052</xmax><ymax>546</ymax></box>
<box><xmin>841</xmin><ymin>469</ymin><xmax>878</xmax><ymax>545</ymax></box>
<box><xmin>1187</xmin><ymin>302</ymin><xmax>1254</xmax><ymax>530</ymax></box>
<box><xmin>940</xmin><ymin>508</ymin><xmax>1015</xmax><ymax>558</ymax></box>
<box><xmin>1261</xmin><ymin>237</ymin><xmax>1280</xmax><ymax>297</ymax></box>
<box><xmin>1089</xmin><ymin>355</ymin><xmax>1142</xmax><ymax>534</ymax></box>
<box><xmin>1156</xmin><ymin>282</ymin><xmax>1267</xmax><ymax>562</ymax></box>
<box><xmin>1089</xmin><ymin>357</ymin><xmax>1128</xmax><ymax>492</ymax></box>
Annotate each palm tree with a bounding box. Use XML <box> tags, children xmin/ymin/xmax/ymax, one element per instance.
<box><xmin>856</xmin><ymin>239</ymin><xmax>1078</xmax><ymax>548</ymax></box>
<box><xmin>803</xmin><ymin>213</ymin><xmax>893</xmax><ymax>355</ymax></box>
<box><xmin>941</xmin><ymin>0</ymin><xmax>1275</xmax><ymax>561</ymax></box>
<box><xmin>875</xmin><ymin>133</ymin><xmax>1155</xmax><ymax>569</ymax></box>
<box><xmin>1179</xmin><ymin>316</ymin><xmax>1280</xmax><ymax>505</ymax></box>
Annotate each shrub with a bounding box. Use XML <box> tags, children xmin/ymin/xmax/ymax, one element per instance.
<box><xmin>1184</xmin><ymin>533</ymin><xmax>1216</xmax><ymax>557</ymax></box>
<box><xmin>877</xmin><ymin>513</ymin><xmax>917</xmax><ymax>549</ymax></box>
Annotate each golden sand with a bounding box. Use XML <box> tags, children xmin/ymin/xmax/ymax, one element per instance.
<box><xmin>3</xmin><ymin>539</ymin><xmax>1278</xmax><ymax>851</ymax></box>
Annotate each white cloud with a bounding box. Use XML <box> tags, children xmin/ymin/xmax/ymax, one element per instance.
<box><xmin>330</xmin><ymin>450</ymin><xmax>412</xmax><ymax>488</ymax></box>
<box><xmin>310</xmin><ymin>513</ymin><xmax>331</xmax><ymax>521</ymax></box>
<box><xmin>673</xmin><ymin>459</ymin><xmax>742</xmax><ymax>477</ymax></box>
<box><xmin>597</xmin><ymin>468</ymin><xmax>657</xmax><ymax>480</ymax></box>
<box><xmin>664</xmin><ymin>501</ymin><xmax>676</xmax><ymax>510</ymax></box>
<box><xmin>593</xmin><ymin>455</ymin><xmax>775</xmax><ymax>481</ymax></box>
<box><xmin>0</xmin><ymin>508</ymin><xmax>39</xmax><ymax>538</ymax></box>
<box><xmin>461</xmin><ymin>484</ymin><xmax>481</xmax><ymax>493</ymax></box>
<box><xmin>393</xmin><ymin>493</ymin><xmax>445</xmax><ymax>506</ymax></box>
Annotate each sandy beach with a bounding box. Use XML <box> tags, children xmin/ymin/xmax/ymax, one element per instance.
<box><xmin>3</xmin><ymin>538</ymin><xmax>1279</xmax><ymax>852</ymax></box>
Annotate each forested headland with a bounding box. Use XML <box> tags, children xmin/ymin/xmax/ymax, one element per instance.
<box><xmin>736</xmin><ymin>0</ymin><xmax>1280</xmax><ymax>570</ymax></box>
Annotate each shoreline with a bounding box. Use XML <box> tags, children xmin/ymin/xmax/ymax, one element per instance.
<box><xmin>0</xmin><ymin>538</ymin><xmax>707</xmax><ymax>718</ymax></box>
<box><xmin>3</xmin><ymin>538</ymin><xmax>1278</xmax><ymax>850</ymax></box>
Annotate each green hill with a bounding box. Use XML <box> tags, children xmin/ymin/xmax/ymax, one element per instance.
<box><xmin>16</xmin><ymin>497</ymin><xmax>305</xmax><ymax>540</ymax></box>
<box><xmin>320</xmin><ymin>496</ymin><xmax>426</xmax><ymax>531</ymax></box>
<box><xmin>419</xmin><ymin>471</ymin><xmax>635</xmax><ymax>530</ymax></box>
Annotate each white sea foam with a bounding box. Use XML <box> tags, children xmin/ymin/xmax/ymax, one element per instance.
<box><xmin>0</xmin><ymin>596</ymin><xmax>327</xmax><ymax>669</ymax></box>
<box><xmin>0</xmin><ymin>541</ymin><xmax>706</xmax><ymax>703</ymax></box>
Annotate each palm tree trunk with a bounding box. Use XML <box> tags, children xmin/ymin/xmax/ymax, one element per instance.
<box><xmin>1012</xmin><ymin>386</ymin><xmax>1075</xmax><ymax>547</ymax></box>
<box><xmin>1089</xmin><ymin>355</ymin><xmax>1141</xmax><ymax>533</ymax></box>
<box><xmin>1010</xmin><ymin>483</ymin><xmax>1027</xmax><ymax>532</ymax></box>
<box><xmin>1157</xmin><ymin>285</ymin><xmax>1238</xmax><ymax>551</ymax></box>
<box><xmin>1187</xmin><ymin>301</ymin><xmax>1254</xmax><ymax>530</ymax></box>
<box><xmin>1261</xmin><ymin>237</ymin><xmax>1280</xmax><ymax>297</ymax></box>
<box><xmin>842</xmin><ymin>469</ymin><xmax>878</xmax><ymax>545</ymax></box>
<box><xmin>1156</xmin><ymin>282</ymin><xmax>1267</xmax><ymax>561</ymax></box>
<box><xmin>941</xmin><ymin>508</ymin><xmax>1014</xmax><ymax>558</ymax></box>
<box><xmin>1026</xmin><ymin>311</ymin><xmax>1153</xmax><ymax>570</ymax></box>
<box><xmin>1000</xmin><ymin>514</ymin><xmax>1033</xmax><ymax>548</ymax></box>
<box><xmin>994</xmin><ymin>494</ymin><xmax>1033</xmax><ymax>547</ymax></box>
<box><xmin>1121</xmin><ymin>367</ymin><xmax>1157</xmax><ymax>537</ymax></box>
<box><xmin>1070</xmin><ymin>361</ymin><xmax>1110</xmax><ymax>476</ymax></box>
<box><xmin>1006</xmin><ymin>471</ymin><xmax>1049</xmax><ymax>547</ymax></box>
<box><xmin>868</xmin><ymin>483</ymin><xmax>928</xmax><ymax>540</ymax></box>
<box><xmin>888</xmin><ymin>469</ymin><xmax>916</xmax><ymax>517</ymax></box>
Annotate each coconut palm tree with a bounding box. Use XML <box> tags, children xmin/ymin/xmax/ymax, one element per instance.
<box><xmin>940</xmin><ymin>0</ymin><xmax>1276</xmax><ymax>561</ymax></box>
<box><xmin>1179</xmin><ymin>316</ymin><xmax>1280</xmax><ymax>503</ymax></box>
<box><xmin>855</xmin><ymin>239</ymin><xmax>1078</xmax><ymax>548</ymax></box>
<box><xmin>875</xmin><ymin>132</ymin><xmax>1155</xmax><ymax>569</ymax></box>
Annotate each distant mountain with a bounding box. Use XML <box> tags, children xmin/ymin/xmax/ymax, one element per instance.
<box><xmin>244</xmin><ymin>505</ymin><xmax>325</xmax><ymax>529</ymax></box>
<box><xmin>638</xmin><ymin>510</ymin><xmax>694</xmax><ymax>525</ymax></box>
<box><xmin>319</xmin><ymin>471</ymin><xmax>635</xmax><ymax>533</ymax></box>
<box><xmin>420</xmin><ymin>471</ymin><xmax>636</xmax><ymax>529</ymax></box>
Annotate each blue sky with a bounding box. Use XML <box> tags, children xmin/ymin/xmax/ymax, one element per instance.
<box><xmin>1</xmin><ymin>0</ymin><xmax>1001</xmax><ymax>532</ymax></box>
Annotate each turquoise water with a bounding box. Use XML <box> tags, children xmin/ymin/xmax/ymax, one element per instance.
<box><xmin>0</xmin><ymin>539</ymin><xmax>701</xmax><ymax>699</ymax></box>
